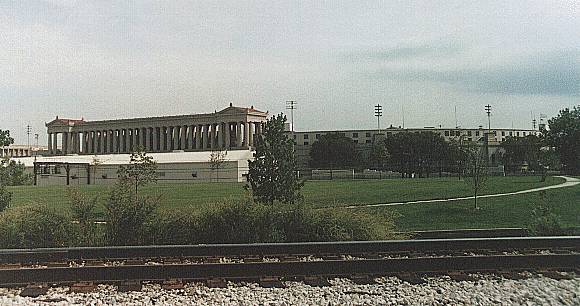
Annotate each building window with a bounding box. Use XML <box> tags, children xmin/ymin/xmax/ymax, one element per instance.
<box><xmin>353</xmin><ymin>140</ymin><xmax>358</xmax><ymax>144</ymax></box>
<box><xmin>304</xmin><ymin>134</ymin><xmax>309</xmax><ymax>139</ymax></box>
<box><xmin>352</xmin><ymin>133</ymin><xmax>358</xmax><ymax>138</ymax></box>
<box><xmin>502</xmin><ymin>131</ymin><xmax>505</xmax><ymax>136</ymax></box>
<box><xmin>315</xmin><ymin>134</ymin><xmax>320</xmax><ymax>139</ymax></box>
<box><xmin>366</xmin><ymin>132</ymin><xmax>371</xmax><ymax>137</ymax></box>
<box><xmin>467</xmin><ymin>131</ymin><xmax>472</xmax><ymax>136</ymax></box>
<box><xmin>476</xmin><ymin>131</ymin><xmax>480</xmax><ymax>136</ymax></box>
<box><xmin>304</xmin><ymin>141</ymin><xmax>309</xmax><ymax>145</ymax></box>
<box><xmin>517</xmin><ymin>132</ymin><xmax>520</xmax><ymax>136</ymax></box>
<box><xmin>445</xmin><ymin>131</ymin><xmax>450</xmax><ymax>136</ymax></box>
<box><xmin>468</xmin><ymin>138</ymin><xmax>472</xmax><ymax>141</ymax></box>
<box><xmin>365</xmin><ymin>140</ymin><xmax>371</xmax><ymax>144</ymax></box>
<box><xmin>339</xmin><ymin>133</ymin><xmax>345</xmax><ymax>137</ymax></box>
<box><xmin>509</xmin><ymin>131</ymin><xmax>512</xmax><ymax>136</ymax></box>
<box><xmin>293</xmin><ymin>134</ymin><xmax>296</xmax><ymax>139</ymax></box>
<box><xmin>523</xmin><ymin>132</ymin><xmax>526</xmax><ymax>136</ymax></box>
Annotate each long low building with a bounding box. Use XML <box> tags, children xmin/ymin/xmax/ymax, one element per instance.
<box><xmin>16</xmin><ymin>150</ymin><xmax>253</xmax><ymax>185</ymax></box>
<box><xmin>1</xmin><ymin>145</ymin><xmax>47</xmax><ymax>158</ymax></box>
<box><xmin>291</xmin><ymin>126</ymin><xmax>538</xmax><ymax>169</ymax></box>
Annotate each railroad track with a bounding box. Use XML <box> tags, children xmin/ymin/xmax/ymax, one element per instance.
<box><xmin>0</xmin><ymin>237</ymin><xmax>578</xmax><ymax>290</ymax></box>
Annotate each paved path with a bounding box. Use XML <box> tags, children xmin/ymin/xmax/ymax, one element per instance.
<box><xmin>344</xmin><ymin>176</ymin><xmax>580</xmax><ymax>209</ymax></box>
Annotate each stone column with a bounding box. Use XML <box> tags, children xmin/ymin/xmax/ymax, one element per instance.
<box><xmin>88</xmin><ymin>131</ymin><xmax>94</xmax><ymax>154</ymax></box>
<box><xmin>171</xmin><ymin>126</ymin><xmax>178</xmax><ymax>150</ymax></box>
<box><xmin>159</xmin><ymin>127</ymin><xmax>165</xmax><ymax>151</ymax></box>
<box><xmin>201</xmin><ymin>124</ymin><xmax>207</xmax><ymax>149</ymax></box>
<box><xmin>63</xmin><ymin>132</ymin><xmax>69</xmax><ymax>154</ymax></box>
<box><xmin>225</xmin><ymin>122</ymin><xmax>231</xmax><ymax>149</ymax></box>
<box><xmin>112</xmin><ymin>130</ymin><xmax>118</xmax><ymax>153</ymax></box>
<box><xmin>236</xmin><ymin>122</ymin><xmax>242</xmax><ymax>147</ymax></box>
<box><xmin>144</xmin><ymin>127</ymin><xmax>150</xmax><ymax>152</ymax></box>
<box><xmin>152</xmin><ymin>127</ymin><xmax>158</xmax><ymax>152</ymax></box>
<box><xmin>248</xmin><ymin>122</ymin><xmax>254</xmax><ymax>147</ymax></box>
<box><xmin>195</xmin><ymin>125</ymin><xmax>201</xmax><ymax>150</ymax></box>
<box><xmin>243</xmin><ymin>121</ymin><xmax>249</xmax><ymax>148</ymax></box>
<box><xmin>166</xmin><ymin>127</ymin><xmax>172</xmax><ymax>150</ymax></box>
<box><xmin>180</xmin><ymin>125</ymin><xmax>187</xmax><ymax>150</ymax></box>
<box><xmin>187</xmin><ymin>125</ymin><xmax>195</xmax><ymax>150</ymax></box>
<box><xmin>48</xmin><ymin>133</ymin><xmax>53</xmax><ymax>155</ymax></box>
<box><xmin>119</xmin><ymin>129</ymin><xmax>125</xmax><ymax>153</ymax></box>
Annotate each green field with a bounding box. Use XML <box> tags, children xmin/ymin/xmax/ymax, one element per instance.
<box><xmin>6</xmin><ymin>175</ymin><xmax>578</xmax><ymax>231</ymax></box>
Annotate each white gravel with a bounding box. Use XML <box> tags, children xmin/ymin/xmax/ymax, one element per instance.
<box><xmin>0</xmin><ymin>273</ymin><xmax>578</xmax><ymax>305</ymax></box>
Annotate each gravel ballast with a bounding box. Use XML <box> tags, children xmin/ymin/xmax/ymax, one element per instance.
<box><xmin>0</xmin><ymin>273</ymin><xmax>578</xmax><ymax>305</ymax></box>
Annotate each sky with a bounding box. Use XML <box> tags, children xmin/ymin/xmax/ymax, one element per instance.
<box><xmin>1</xmin><ymin>0</ymin><xmax>579</xmax><ymax>144</ymax></box>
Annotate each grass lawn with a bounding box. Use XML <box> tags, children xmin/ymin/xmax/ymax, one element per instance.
<box><xmin>377</xmin><ymin>182</ymin><xmax>580</xmax><ymax>231</ymax></box>
<box><xmin>7</xmin><ymin>176</ymin><xmax>566</xmax><ymax>218</ymax></box>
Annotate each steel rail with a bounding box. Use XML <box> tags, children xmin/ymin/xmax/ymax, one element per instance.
<box><xmin>0</xmin><ymin>237</ymin><xmax>578</xmax><ymax>264</ymax></box>
<box><xmin>0</xmin><ymin>254</ymin><xmax>578</xmax><ymax>286</ymax></box>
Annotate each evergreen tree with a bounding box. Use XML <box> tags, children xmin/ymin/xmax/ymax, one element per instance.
<box><xmin>247</xmin><ymin>114</ymin><xmax>303</xmax><ymax>205</ymax></box>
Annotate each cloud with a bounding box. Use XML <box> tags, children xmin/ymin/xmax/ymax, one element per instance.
<box><xmin>370</xmin><ymin>51</ymin><xmax>580</xmax><ymax>96</ymax></box>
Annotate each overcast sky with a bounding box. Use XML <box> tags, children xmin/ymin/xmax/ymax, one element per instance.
<box><xmin>2</xmin><ymin>1</ymin><xmax>579</xmax><ymax>144</ymax></box>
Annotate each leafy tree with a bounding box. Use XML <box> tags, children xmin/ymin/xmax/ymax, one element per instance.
<box><xmin>117</xmin><ymin>149</ymin><xmax>158</xmax><ymax>196</ymax></box>
<box><xmin>500</xmin><ymin>135</ymin><xmax>542</xmax><ymax>173</ymax></box>
<box><xmin>465</xmin><ymin>145</ymin><xmax>488</xmax><ymax>210</ymax></box>
<box><xmin>247</xmin><ymin>114</ymin><xmax>303</xmax><ymax>205</ymax></box>
<box><xmin>309</xmin><ymin>133</ymin><xmax>359</xmax><ymax>169</ymax></box>
<box><xmin>209</xmin><ymin>149</ymin><xmax>228</xmax><ymax>182</ymax></box>
<box><xmin>0</xmin><ymin>157</ymin><xmax>32</xmax><ymax>186</ymax></box>
<box><xmin>544</xmin><ymin>106</ymin><xmax>580</xmax><ymax>174</ymax></box>
<box><xmin>0</xmin><ymin>129</ymin><xmax>14</xmax><ymax>211</ymax></box>
<box><xmin>68</xmin><ymin>189</ymin><xmax>101</xmax><ymax>246</ymax></box>
<box><xmin>385</xmin><ymin>131</ymin><xmax>450</xmax><ymax>178</ymax></box>
<box><xmin>0</xmin><ymin>130</ymin><xmax>14</xmax><ymax>147</ymax></box>
<box><xmin>367</xmin><ymin>141</ymin><xmax>389</xmax><ymax>170</ymax></box>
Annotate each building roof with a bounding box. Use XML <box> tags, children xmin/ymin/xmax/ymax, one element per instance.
<box><xmin>13</xmin><ymin>149</ymin><xmax>254</xmax><ymax>167</ymax></box>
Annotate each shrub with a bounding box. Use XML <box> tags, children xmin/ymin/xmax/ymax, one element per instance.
<box><xmin>104</xmin><ymin>182</ymin><xmax>159</xmax><ymax>245</ymax></box>
<box><xmin>529</xmin><ymin>191</ymin><xmax>565</xmax><ymax>236</ymax></box>
<box><xmin>145</xmin><ymin>210</ymin><xmax>199</xmax><ymax>245</ymax></box>
<box><xmin>0</xmin><ymin>185</ymin><xmax>11</xmax><ymax>212</ymax></box>
<box><xmin>68</xmin><ymin>189</ymin><xmax>103</xmax><ymax>246</ymax></box>
<box><xmin>0</xmin><ymin>205</ymin><xmax>74</xmax><ymax>248</ymax></box>
<box><xmin>192</xmin><ymin>198</ymin><xmax>400</xmax><ymax>244</ymax></box>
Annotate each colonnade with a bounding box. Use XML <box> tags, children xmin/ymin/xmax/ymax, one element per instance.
<box><xmin>48</xmin><ymin>121</ymin><xmax>264</xmax><ymax>155</ymax></box>
<box><xmin>0</xmin><ymin>147</ymin><xmax>33</xmax><ymax>157</ymax></box>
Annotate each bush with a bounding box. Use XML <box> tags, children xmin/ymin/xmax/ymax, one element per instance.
<box><xmin>0</xmin><ymin>185</ymin><xmax>11</xmax><ymax>212</ymax></box>
<box><xmin>104</xmin><ymin>182</ymin><xmax>159</xmax><ymax>245</ymax></box>
<box><xmin>529</xmin><ymin>191</ymin><xmax>565</xmax><ymax>236</ymax></box>
<box><xmin>190</xmin><ymin>198</ymin><xmax>400</xmax><ymax>244</ymax></box>
<box><xmin>0</xmin><ymin>205</ymin><xmax>74</xmax><ymax>248</ymax></box>
<box><xmin>68</xmin><ymin>189</ymin><xmax>103</xmax><ymax>246</ymax></box>
<box><xmin>145</xmin><ymin>210</ymin><xmax>199</xmax><ymax>245</ymax></box>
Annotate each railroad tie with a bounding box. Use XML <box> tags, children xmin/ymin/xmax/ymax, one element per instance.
<box><xmin>19</xmin><ymin>284</ymin><xmax>49</xmax><ymax>297</ymax></box>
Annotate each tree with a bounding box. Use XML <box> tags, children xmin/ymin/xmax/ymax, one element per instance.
<box><xmin>117</xmin><ymin>149</ymin><xmax>158</xmax><ymax>196</ymax></box>
<box><xmin>367</xmin><ymin>141</ymin><xmax>389</xmax><ymax>170</ymax></box>
<box><xmin>309</xmin><ymin>133</ymin><xmax>359</xmax><ymax>169</ymax></box>
<box><xmin>0</xmin><ymin>130</ymin><xmax>14</xmax><ymax>212</ymax></box>
<box><xmin>465</xmin><ymin>145</ymin><xmax>489</xmax><ymax>210</ymax></box>
<box><xmin>0</xmin><ymin>130</ymin><xmax>14</xmax><ymax>147</ymax></box>
<box><xmin>0</xmin><ymin>157</ymin><xmax>32</xmax><ymax>186</ymax></box>
<box><xmin>209</xmin><ymin>149</ymin><xmax>228</xmax><ymax>182</ymax></box>
<box><xmin>544</xmin><ymin>106</ymin><xmax>580</xmax><ymax>174</ymax></box>
<box><xmin>500</xmin><ymin>135</ymin><xmax>542</xmax><ymax>173</ymax></box>
<box><xmin>384</xmin><ymin>131</ymin><xmax>450</xmax><ymax>178</ymax></box>
<box><xmin>247</xmin><ymin>114</ymin><xmax>303</xmax><ymax>205</ymax></box>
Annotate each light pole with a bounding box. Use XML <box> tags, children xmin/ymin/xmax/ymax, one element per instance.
<box><xmin>286</xmin><ymin>100</ymin><xmax>297</xmax><ymax>133</ymax></box>
<box><xmin>484</xmin><ymin>104</ymin><xmax>492</xmax><ymax>165</ymax></box>
<box><xmin>374</xmin><ymin>104</ymin><xmax>383</xmax><ymax>134</ymax></box>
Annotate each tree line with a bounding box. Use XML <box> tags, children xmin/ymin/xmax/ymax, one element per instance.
<box><xmin>308</xmin><ymin>106</ymin><xmax>580</xmax><ymax>176</ymax></box>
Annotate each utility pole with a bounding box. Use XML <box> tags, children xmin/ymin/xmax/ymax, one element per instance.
<box><xmin>26</xmin><ymin>124</ymin><xmax>32</xmax><ymax>148</ymax></box>
<box><xmin>285</xmin><ymin>100</ymin><xmax>297</xmax><ymax>132</ymax></box>
<box><xmin>484</xmin><ymin>104</ymin><xmax>492</xmax><ymax>166</ymax></box>
<box><xmin>484</xmin><ymin>104</ymin><xmax>492</xmax><ymax>131</ymax></box>
<box><xmin>374</xmin><ymin>104</ymin><xmax>383</xmax><ymax>133</ymax></box>
<box><xmin>532</xmin><ymin>118</ymin><xmax>537</xmax><ymax>130</ymax></box>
